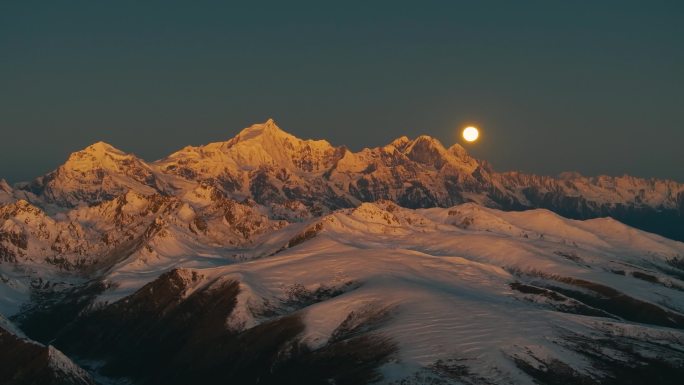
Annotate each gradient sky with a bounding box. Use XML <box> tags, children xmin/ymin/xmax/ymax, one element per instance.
<box><xmin>1</xmin><ymin>1</ymin><xmax>683</xmax><ymax>183</ymax></box>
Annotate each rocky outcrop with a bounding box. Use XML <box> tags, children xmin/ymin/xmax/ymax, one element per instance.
<box><xmin>52</xmin><ymin>269</ymin><xmax>395</xmax><ymax>385</ymax></box>
<box><xmin>0</xmin><ymin>189</ymin><xmax>283</xmax><ymax>272</ymax></box>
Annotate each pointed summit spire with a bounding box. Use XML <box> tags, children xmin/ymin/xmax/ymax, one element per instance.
<box><xmin>80</xmin><ymin>141</ymin><xmax>126</xmax><ymax>156</ymax></box>
<box><xmin>388</xmin><ymin>136</ymin><xmax>411</xmax><ymax>151</ymax></box>
<box><xmin>447</xmin><ymin>143</ymin><xmax>470</xmax><ymax>160</ymax></box>
<box><xmin>59</xmin><ymin>141</ymin><xmax>134</xmax><ymax>173</ymax></box>
<box><xmin>62</xmin><ymin>140</ymin><xmax>147</xmax><ymax>175</ymax></box>
<box><xmin>158</xmin><ymin>118</ymin><xmax>341</xmax><ymax>176</ymax></box>
<box><xmin>235</xmin><ymin>118</ymin><xmax>292</xmax><ymax>142</ymax></box>
<box><xmin>403</xmin><ymin>135</ymin><xmax>450</xmax><ymax>168</ymax></box>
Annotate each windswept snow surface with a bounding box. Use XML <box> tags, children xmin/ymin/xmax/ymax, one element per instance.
<box><xmin>1</xmin><ymin>119</ymin><xmax>684</xmax><ymax>383</ymax></box>
<box><xmin>56</xmin><ymin>201</ymin><xmax>684</xmax><ymax>384</ymax></box>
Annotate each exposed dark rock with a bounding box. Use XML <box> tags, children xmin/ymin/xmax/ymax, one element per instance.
<box><xmin>399</xmin><ymin>181</ymin><xmax>438</xmax><ymax>208</ymax></box>
<box><xmin>513</xmin><ymin>330</ymin><xmax>684</xmax><ymax>385</ymax></box>
<box><xmin>250</xmin><ymin>171</ymin><xmax>283</xmax><ymax>205</ymax></box>
<box><xmin>282</xmin><ymin>281</ymin><xmax>360</xmax><ymax>314</ymax></box>
<box><xmin>280</xmin><ymin>222</ymin><xmax>324</xmax><ymax>251</ymax></box>
<box><xmin>13</xmin><ymin>279</ymin><xmax>108</xmax><ymax>343</ymax></box>
<box><xmin>631</xmin><ymin>271</ymin><xmax>659</xmax><ymax>283</ymax></box>
<box><xmin>49</xmin><ymin>271</ymin><xmax>395</xmax><ymax>385</ymax></box>
<box><xmin>512</xmin><ymin>353</ymin><xmax>597</xmax><ymax>385</ymax></box>
<box><xmin>0</xmin><ymin>326</ymin><xmax>95</xmax><ymax>385</ymax></box>
<box><xmin>509</xmin><ymin>282</ymin><xmax>616</xmax><ymax>319</ymax></box>
<box><xmin>515</xmin><ymin>272</ymin><xmax>684</xmax><ymax>329</ymax></box>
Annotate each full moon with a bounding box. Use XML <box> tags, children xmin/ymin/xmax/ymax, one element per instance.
<box><xmin>462</xmin><ymin>126</ymin><xmax>479</xmax><ymax>142</ymax></box>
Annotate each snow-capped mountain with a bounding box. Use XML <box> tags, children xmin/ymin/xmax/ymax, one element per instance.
<box><xmin>20</xmin><ymin>141</ymin><xmax>165</xmax><ymax>208</ymax></box>
<box><xmin>12</xmin><ymin>119</ymin><xmax>684</xmax><ymax>241</ymax></box>
<box><xmin>0</xmin><ymin>187</ymin><xmax>283</xmax><ymax>272</ymax></box>
<box><xmin>158</xmin><ymin>119</ymin><xmax>343</xmax><ymax>176</ymax></box>
<box><xmin>2</xmin><ymin>119</ymin><xmax>684</xmax><ymax>384</ymax></box>
<box><xmin>10</xmin><ymin>202</ymin><xmax>684</xmax><ymax>384</ymax></box>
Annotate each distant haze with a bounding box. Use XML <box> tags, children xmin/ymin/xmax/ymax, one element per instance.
<box><xmin>1</xmin><ymin>1</ymin><xmax>683</xmax><ymax>182</ymax></box>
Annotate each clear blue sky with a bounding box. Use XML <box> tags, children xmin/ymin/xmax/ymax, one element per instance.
<box><xmin>1</xmin><ymin>1</ymin><xmax>683</xmax><ymax>182</ymax></box>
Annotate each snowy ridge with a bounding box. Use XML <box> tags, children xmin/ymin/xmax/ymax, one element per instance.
<box><xmin>37</xmin><ymin>201</ymin><xmax>684</xmax><ymax>384</ymax></box>
<box><xmin>0</xmin><ymin>188</ymin><xmax>282</xmax><ymax>270</ymax></box>
<box><xmin>159</xmin><ymin>118</ymin><xmax>341</xmax><ymax>174</ymax></box>
<box><xmin>1</xmin><ymin>119</ymin><xmax>684</xmax><ymax>384</ymax></box>
<box><xmin>498</xmin><ymin>170</ymin><xmax>684</xmax><ymax>209</ymax></box>
<box><xmin>8</xmin><ymin>119</ymin><xmax>682</xmax><ymax>241</ymax></box>
<box><xmin>20</xmin><ymin>141</ymin><xmax>164</xmax><ymax>207</ymax></box>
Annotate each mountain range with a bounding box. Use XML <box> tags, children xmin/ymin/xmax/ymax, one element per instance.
<box><xmin>1</xmin><ymin>120</ymin><xmax>684</xmax><ymax>384</ymax></box>
<box><xmin>7</xmin><ymin>119</ymin><xmax>684</xmax><ymax>240</ymax></box>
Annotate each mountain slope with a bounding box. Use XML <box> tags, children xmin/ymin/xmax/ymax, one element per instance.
<box><xmin>12</xmin><ymin>119</ymin><xmax>684</xmax><ymax>241</ymax></box>
<box><xmin>154</xmin><ymin>119</ymin><xmax>351</xmax><ymax>212</ymax></box>
<box><xmin>0</xmin><ymin>319</ymin><xmax>95</xmax><ymax>385</ymax></box>
<box><xmin>2</xmin><ymin>119</ymin><xmax>684</xmax><ymax>384</ymax></box>
<box><xmin>20</xmin><ymin>142</ymin><xmax>165</xmax><ymax>207</ymax></box>
<box><xmin>11</xmin><ymin>202</ymin><xmax>684</xmax><ymax>384</ymax></box>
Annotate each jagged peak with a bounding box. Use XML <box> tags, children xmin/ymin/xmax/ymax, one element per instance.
<box><xmin>59</xmin><ymin>141</ymin><xmax>148</xmax><ymax>174</ymax></box>
<box><xmin>79</xmin><ymin>141</ymin><xmax>127</xmax><ymax>156</ymax></box>
<box><xmin>157</xmin><ymin>119</ymin><xmax>341</xmax><ymax>175</ymax></box>
<box><xmin>402</xmin><ymin>135</ymin><xmax>450</xmax><ymax>167</ymax></box>
<box><xmin>388</xmin><ymin>136</ymin><xmax>411</xmax><ymax>151</ymax></box>
<box><xmin>0</xmin><ymin>199</ymin><xmax>45</xmax><ymax>216</ymax></box>
<box><xmin>421</xmin><ymin>135</ymin><xmax>444</xmax><ymax>142</ymax></box>
<box><xmin>231</xmin><ymin>119</ymin><xmax>338</xmax><ymax>152</ymax></box>
<box><xmin>234</xmin><ymin>118</ymin><xmax>294</xmax><ymax>143</ymax></box>
<box><xmin>161</xmin><ymin>120</ymin><xmax>292</xmax><ymax>158</ymax></box>
<box><xmin>413</xmin><ymin>134</ymin><xmax>442</xmax><ymax>143</ymax></box>
<box><xmin>447</xmin><ymin>143</ymin><xmax>470</xmax><ymax>159</ymax></box>
<box><xmin>405</xmin><ymin>135</ymin><xmax>448</xmax><ymax>153</ymax></box>
<box><xmin>57</xmin><ymin>141</ymin><xmax>138</xmax><ymax>171</ymax></box>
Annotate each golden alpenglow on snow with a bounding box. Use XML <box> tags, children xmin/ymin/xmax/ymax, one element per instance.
<box><xmin>2</xmin><ymin>2</ymin><xmax>684</xmax><ymax>385</ymax></box>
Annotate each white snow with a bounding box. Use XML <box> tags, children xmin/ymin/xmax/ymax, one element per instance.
<box><xmin>28</xmin><ymin>201</ymin><xmax>678</xmax><ymax>383</ymax></box>
<box><xmin>1</xmin><ymin>119</ymin><xmax>684</xmax><ymax>383</ymax></box>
